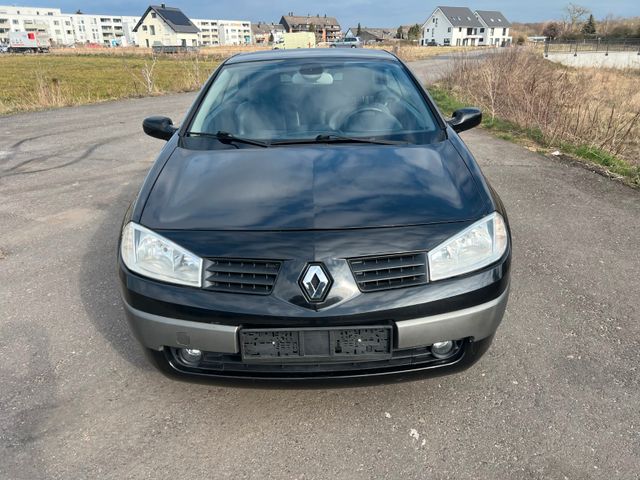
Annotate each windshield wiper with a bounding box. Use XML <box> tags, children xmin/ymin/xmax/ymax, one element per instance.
<box><xmin>186</xmin><ymin>131</ymin><xmax>270</xmax><ymax>148</ymax></box>
<box><xmin>272</xmin><ymin>134</ymin><xmax>407</xmax><ymax>146</ymax></box>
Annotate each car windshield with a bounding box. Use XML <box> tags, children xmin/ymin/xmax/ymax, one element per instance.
<box><xmin>188</xmin><ymin>58</ymin><xmax>442</xmax><ymax>145</ymax></box>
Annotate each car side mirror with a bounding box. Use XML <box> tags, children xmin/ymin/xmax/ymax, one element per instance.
<box><xmin>143</xmin><ymin>116</ymin><xmax>177</xmax><ymax>141</ymax></box>
<box><xmin>448</xmin><ymin>108</ymin><xmax>482</xmax><ymax>133</ymax></box>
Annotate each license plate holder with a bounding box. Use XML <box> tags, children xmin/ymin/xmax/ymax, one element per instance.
<box><xmin>240</xmin><ymin>326</ymin><xmax>392</xmax><ymax>363</ymax></box>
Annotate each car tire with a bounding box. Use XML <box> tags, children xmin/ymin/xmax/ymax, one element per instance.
<box><xmin>351</xmin><ymin>45</ymin><xmax>356</xmax><ymax>48</ymax></box>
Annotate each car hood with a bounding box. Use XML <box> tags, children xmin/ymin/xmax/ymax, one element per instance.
<box><xmin>140</xmin><ymin>141</ymin><xmax>488</xmax><ymax>231</ymax></box>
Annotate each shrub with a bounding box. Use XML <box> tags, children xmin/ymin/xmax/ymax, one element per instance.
<box><xmin>438</xmin><ymin>48</ymin><xmax>640</xmax><ymax>163</ymax></box>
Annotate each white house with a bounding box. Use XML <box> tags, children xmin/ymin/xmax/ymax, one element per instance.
<box><xmin>133</xmin><ymin>4</ymin><xmax>199</xmax><ymax>48</ymax></box>
<box><xmin>421</xmin><ymin>6</ymin><xmax>485</xmax><ymax>46</ymax></box>
<box><xmin>474</xmin><ymin>10</ymin><xmax>512</xmax><ymax>46</ymax></box>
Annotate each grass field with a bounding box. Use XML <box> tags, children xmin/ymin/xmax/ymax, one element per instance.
<box><xmin>0</xmin><ymin>44</ymin><xmax>475</xmax><ymax>115</ymax></box>
<box><xmin>0</xmin><ymin>54</ymin><xmax>221</xmax><ymax>115</ymax></box>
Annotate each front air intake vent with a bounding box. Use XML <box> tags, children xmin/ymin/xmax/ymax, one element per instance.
<box><xmin>204</xmin><ymin>258</ymin><xmax>282</xmax><ymax>295</ymax></box>
<box><xmin>348</xmin><ymin>252</ymin><xmax>428</xmax><ymax>292</ymax></box>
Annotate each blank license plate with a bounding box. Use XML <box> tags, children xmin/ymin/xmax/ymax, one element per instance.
<box><xmin>240</xmin><ymin>326</ymin><xmax>392</xmax><ymax>363</ymax></box>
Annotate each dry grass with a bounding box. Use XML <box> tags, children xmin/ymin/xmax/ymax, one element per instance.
<box><xmin>365</xmin><ymin>44</ymin><xmax>484</xmax><ymax>61</ymax></box>
<box><xmin>438</xmin><ymin>48</ymin><xmax>640</xmax><ymax>165</ymax></box>
<box><xmin>50</xmin><ymin>45</ymin><xmax>270</xmax><ymax>58</ymax></box>
<box><xmin>0</xmin><ymin>45</ymin><xmax>272</xmax><ymax>114</ymax></box>
<box><xmin>0</xmin><ymin>53</ymin><xmax>221</xmax><ymax>115</ymax></box>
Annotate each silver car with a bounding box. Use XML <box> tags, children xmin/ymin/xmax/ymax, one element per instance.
<box><xmin>330</xmin><ymin>36</ymin><xmax>362</xmax><ymax>48</ymax></box>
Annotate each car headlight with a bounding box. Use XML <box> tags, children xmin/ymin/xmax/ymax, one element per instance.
<box><xmin>428</xmin><ymin>212</ymin><xmax>508</xmax><ymax>281</ymax></box>
<box><xmin>120</xmin><ymin>222</ymin><xmax>203</xmax><ymax>287</ymax></box>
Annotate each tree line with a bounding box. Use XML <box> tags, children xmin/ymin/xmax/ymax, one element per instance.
<box><xmin>542</xmin><ymin>3</ymin><xmax>639</xmax><ymax>40</ymax></box>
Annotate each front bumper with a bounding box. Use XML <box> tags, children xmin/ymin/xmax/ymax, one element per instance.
<box><xmin>123</xmin><ymin>286</ymin><xmax>508</xmax><ymax>353</ymax></box>
<box><xmin>122</xmin><ymin>285</ymin><xmax>508</xmax><ymax>380</ymax></box>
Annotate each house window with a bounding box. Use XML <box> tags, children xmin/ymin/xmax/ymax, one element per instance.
<box><xmin>490</xmin><ymin>28</ymin><xmax>494</xmax><ymax>35</ymax></box>
<box><xmin>426</xmin><ymin>28</ymin><xmax>429</xmax><ymax>32</ymax></box>
<box><xmin>503</xmin><ymin>28</ymin><xmax>507</xmax><ymax>35</ymax></box>
<box><xmin>432</xmin><ymin>18</ymin><xmax>435</xmax><ymax>23</ymax></box>
<box><xmin>150</xmin><ymin>25</ymin><xmax>155</xmax><ymax>35</ymax></box>
<box><xmin>480</xmin><ymin>28</ymin><xmax>484</xmax><ymax>33</ymax></box>
<box><xmin>447</xmin><ymin>27</ymin><xmax>451</xmax><ymax>32</ymax></box>
<box><xmin>143</xmin><ymin>25</ymin><xmax>147</xmax><ymax>31</ymax></box>
<box><xmin>151</xmin><ymin>12</ymin><xmax>156</xmax><ymax>18</ymax></box>
<box><xmin>459</xmin><ymin>27</ymin><xmax>462</xmax><ymax>32</ymax></box>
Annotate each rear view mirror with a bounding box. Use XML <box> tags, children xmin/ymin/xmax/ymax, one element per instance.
<box><xmin>448</xmin><ymin>108</ymin><xmax>482</xmax><ymax>133</ymax></box>
<box><xmin>143</xmin><ymin>116</ymin><xmax>177</xmax><ymax>141</ymax></box>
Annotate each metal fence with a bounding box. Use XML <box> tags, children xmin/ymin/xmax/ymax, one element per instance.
<box><xmin>544</xmin><ymin>38</ymin><xmax>640</xmax><ymax>56</ymax></box>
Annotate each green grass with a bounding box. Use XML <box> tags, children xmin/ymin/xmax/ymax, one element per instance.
<box><xmin>427</xmin><ymin>87</ymin><xmax>466</xmax><ymax>117</ymax></box>
<box><xmin>0</xmin><ymin>55</ymin><xmax>220</xmax><ymax>115</ymax></box>
<box><xmin>428</xmin><ymin>85</ymin><xmax>640</xmax><ymax>187</ymax></box>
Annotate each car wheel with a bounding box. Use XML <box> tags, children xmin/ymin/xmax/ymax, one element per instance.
<box><xmin>351</xmin><ymin>45</ymin><xmax>356</xmax><ymax>48</ymax></box>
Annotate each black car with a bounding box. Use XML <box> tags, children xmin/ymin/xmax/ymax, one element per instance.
<box><xmin>118</xmin><ymin>49</ymin><xmax>510</xmax><ymax>382</ymax></box>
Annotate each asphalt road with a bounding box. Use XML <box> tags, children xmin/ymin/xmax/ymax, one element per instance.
<box><xmin>1</xmin><ymin>58</ymin><xmax>639</xmax><ymax>480</ymax></box>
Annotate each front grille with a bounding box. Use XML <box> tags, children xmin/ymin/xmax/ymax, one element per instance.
<box><xmin>203</xmin><ymin>258</ymin><xmax>282</xmax><ymax>295</ymax></box>
<box><xmin>348</xmin><ymin>252</ymin><xmax>428</xmax><ymax>292</ymax></box>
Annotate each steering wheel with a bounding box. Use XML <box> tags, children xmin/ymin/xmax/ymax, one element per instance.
<box><xmin>339</xmin><ymin>105</ymin><xmax>403</xmax><ymax>133</ymax></box>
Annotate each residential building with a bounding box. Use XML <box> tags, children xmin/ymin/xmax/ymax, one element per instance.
<box><xmin>421</xmin><ymin>6</ymin><xmax>485</xmax><ymax>46</ymax></box>
<box><xmin>0</xmin><ymin>5</ymin><xmax>74</xmax><ymax>45</ymax></box>
<box><xmin>133</xmin><ymin>4</ymin><xmax>199</xmax><ymax>48</ymax></box>
<box><xmin>1</xmin><ymin>4</ymin><xmax>252</xmax><ymax>47</ymax></box>
<box><xmin>252</xmin><ymin>22</ymin><xmax>284</xmax><ymax>44</ymax></box>
<box><xmin>218</xmin><ymin>20</ymin><xmax>251</xmax><ymax>45</ymax></box>
<box><xmin>192</xmin><ymin>18</ymin><xmax>219</xmax><ymax>45</ymax></box>
<box><xmin>474</xmin><ymin>10</ymin><xmax>512</xmax><ymax>46</ymax></box>
<box><xmin>344</xmin><ymin>27</ymin><xmax>395</xmax><ymax>43</ymax></box>
<box><xmin>279</xmin><ymin>13</ymin><xmax>341</xmax><ymax>43</ymax></box>
<box><xmin>71</xmin><ymin>14</ymin><xmax>139</xmax><ymax>46</ymax></box>
<box><xmin>0</xmin><ymin>5</ymin><xmax>139</xmax><ymax>46</ymax></box>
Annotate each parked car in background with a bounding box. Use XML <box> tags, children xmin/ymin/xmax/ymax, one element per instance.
<box><xmin>425</xmin><ymin>40</ymin><xmax>438</xmax><ymax>46</ymax></box>
<box><xmin>0</xmin><ymin>44</ymin><xmax>9</xmax><ymax>53</ymax></box>
<box><xmin>120</xmin><ymin>48</ymin><xmax>511</xmax><ymax>382</ymax></box>
<box><xmin>330</xmin><ymin>36</ymin><xmax>362</xmax><ymax>48</ymax></box>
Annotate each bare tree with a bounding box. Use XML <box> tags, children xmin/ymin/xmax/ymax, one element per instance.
<box><xmin>542</xmin><ymin>22</ymin><xmax>561</xmax><ymax>40</ymax></box>
<box><xmin>563</xmin><ymin>3</ymin><xmax>591</xmax><ymax>33</ymax></box>
<box><xmin>140</xmin><ymin>55</ymin><xmax>158</xmax><ymax>94</ymax></box>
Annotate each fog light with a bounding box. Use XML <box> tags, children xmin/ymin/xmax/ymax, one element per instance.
<box><xmin>431</xmin><ymin>341</ymin><xmax>454</xmax><ymax>359</ymax></box>
<box><xmin>179</xmin><ymin>348</ymin><xmax>202</xmax><ymax>365</ymax></box>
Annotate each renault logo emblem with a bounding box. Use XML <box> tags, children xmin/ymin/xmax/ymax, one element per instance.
<box><xmin>299</xmin><ymin>263</ymin><xmax>332</xmax><ymax>303</ymax></box>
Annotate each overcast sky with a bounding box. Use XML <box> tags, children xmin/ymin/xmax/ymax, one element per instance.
<box><xmin>13</xmin><ymin>0</ymin><xmax>640</xmax><ymax>26</ymax></box>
